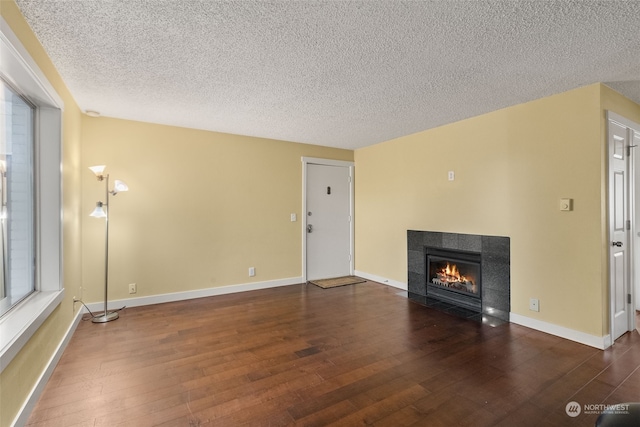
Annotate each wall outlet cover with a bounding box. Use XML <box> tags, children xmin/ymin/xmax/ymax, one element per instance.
<box><xmin>529</xmin><ymin>298</ymin><xmax>539</xmax><ymax>312</ymax></box>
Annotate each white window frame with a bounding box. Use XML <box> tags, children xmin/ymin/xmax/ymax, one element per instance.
<box><xmin>0</xmin><ymin>17</ymin><xmax>64</xmax><ymax>373</ymax></box>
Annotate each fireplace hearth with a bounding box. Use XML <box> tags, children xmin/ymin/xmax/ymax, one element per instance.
<box><xmin>408</xmin><ymin>231</ymin><xmax>510</xmax><ymax>321</ymax></box>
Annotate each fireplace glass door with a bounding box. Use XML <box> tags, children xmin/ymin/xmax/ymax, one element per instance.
<box><xmin>427</xmin><ymin>254</ymin><xmax>480</xmax><ymax>298</ymax></box>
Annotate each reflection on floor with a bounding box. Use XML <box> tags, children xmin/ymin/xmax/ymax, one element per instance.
<box><xmin>402</xmin><ymin>291</ymin><xmax>507</xmax><ymax>327</ymax></box>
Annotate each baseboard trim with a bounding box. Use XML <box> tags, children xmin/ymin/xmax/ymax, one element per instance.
<box><xmin>510</xmin><ymin>313</ymin><xmax>610</xmax><ymax>350</ymax></box>
<box><xmin>85</xmin><ymin>276</ymin><xmax>305</xmax><ymax>312</ymax></box>
<box><xmin>354</xmin><ymin>270</ymin><xmax>407</xmax><ymax>291</ymax></box>
<box><xmin>12</xmin><ymin>307</ymin><xmax>84</xmax><ymax>427</ymax></box>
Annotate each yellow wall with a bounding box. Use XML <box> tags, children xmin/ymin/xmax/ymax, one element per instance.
<box><xmin>355</xmin><ymin>84</ymin><xmax>640</xmax><ymax>337</ymax></box>
<box><xmin>0</xmin><ymin>1</ymin><xmax>83</xmax><ymax>425</ymax></box>
<box><xmin>80</xmin><ymin>117</ymin><xmax>352</xmax><ymax>302</ymax></box>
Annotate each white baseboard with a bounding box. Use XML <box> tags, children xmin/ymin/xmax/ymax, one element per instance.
<box><xmin>510</xmin><ymin>313</ymin><xmax>611</xmax><ymax>350</ymax></box>
<box><xmin>355</xmin><ymin>270</ymin><xmax>407</xmax><ymax>290</ymax></box>
<box><xmin>12</xmin><ymin>308</ymin><xmax>84</xmax><ymax>427</ymax></box>
<box><xmin>85</xmin><ymin>276</ymin><xmax>304</xmax><ymax>312</ymax></box>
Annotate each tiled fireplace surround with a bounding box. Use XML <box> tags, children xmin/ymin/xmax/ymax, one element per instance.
<box><xmin>408</xmin><ymin>231</ymin><xmax>510</xmax><ymax>321</ymax></box>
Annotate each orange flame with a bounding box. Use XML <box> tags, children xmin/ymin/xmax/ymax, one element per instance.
<box><xmin>439</xmin><ymin>263</ymin><xmax>468</xmax><ymax>283</ymax></box>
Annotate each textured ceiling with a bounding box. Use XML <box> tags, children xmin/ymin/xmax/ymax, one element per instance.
<box><xmin>13</xmin><ymin>0</ymin><xmax>640</xmax><ymax>150</ymax></box>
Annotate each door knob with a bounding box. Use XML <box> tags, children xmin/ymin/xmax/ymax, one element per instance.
<box><xmin>307</xmin><ymin>224</ymin><xmax>313</xmax><ymax>233</ymax></box>
<box><xmin>612</xmin><ymin>241</ymin><xmax>623</xmax><ymax>247</ymax></box>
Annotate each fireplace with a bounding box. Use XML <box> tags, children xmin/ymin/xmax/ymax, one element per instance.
<box><xmin>426</xmin><ymin>248</ymin><xmax>481</xmax><ymax>312</ymax></box>
<box><xmin>407</xmin><ymin>231</ymin><xmax>510</xmax><ymax>321</ymax></box>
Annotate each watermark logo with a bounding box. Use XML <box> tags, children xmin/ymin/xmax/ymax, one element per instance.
<box><xmin>565</xmin><ymin>401</ymin><xmax>581</xmax><ymax>417</ymax></box>
<box><xmin>565</xmin><ymin>401</ymin><xmax>632</xmax><ymax>417</ymax></box>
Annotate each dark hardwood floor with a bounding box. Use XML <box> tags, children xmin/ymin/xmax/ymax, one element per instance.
<box><xmin>27</xmin><ymin>281</ymin><xmax>640</xmax><ymax>426</ymax></box>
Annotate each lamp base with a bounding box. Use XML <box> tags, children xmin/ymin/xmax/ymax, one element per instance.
<box><xmin>92</xmin><ymin>311</ymin><xmax>119</xmax><ymax>323</ymax></box>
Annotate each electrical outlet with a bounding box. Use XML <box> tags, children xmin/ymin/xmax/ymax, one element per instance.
<box><xmin>529</xmin><ymin>298</ymin><xmax>540</xmax><ymax>312</ymax></box>
<box><xmin>249</xmin><ymin>267</ymin><xmax>255</xmax><ymax>277</ymax></box>
<box><xmin>129</xmin><ymin>283</ymin><xmax>137</xmax><ymax>294</ymax></box>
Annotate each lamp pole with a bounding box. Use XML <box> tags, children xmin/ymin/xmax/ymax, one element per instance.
<box><xmin>89</xmin><ymin>165</ymin><xmax>128</xmax><ymax>323</ymax></box>
<box><xmin>93</xmin><ymin>173</ymin><xmax>118</xmax><ymax>323</ymax></box>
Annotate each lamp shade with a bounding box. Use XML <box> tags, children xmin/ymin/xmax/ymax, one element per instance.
<box><xmin>113</xmin><ymin>180</ymin><xmax>129</xmax><ymax>193</ymax></box>
<box><xmin>89</xmin><ymin>202</ymin><xmax>107</xmax><ymax>218</ymax></box>
<box><xmin>89</xmin><ymin>165</ymin><xmax>106</xmax><ymax>176</ymax></box>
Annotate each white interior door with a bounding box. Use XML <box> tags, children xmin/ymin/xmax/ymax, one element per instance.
<box><xmin>305</xmin><ymin>161</ymin><xmax>353</xmax><ymax>281</ymax></box>
<box><xmin>608</xmin><ymin>114</ymin><xmax>633</xmax><ymax>341</ymax></box>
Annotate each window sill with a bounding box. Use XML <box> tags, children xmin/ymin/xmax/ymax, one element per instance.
<box><xmin>0</xmin><ymin>290</ymin><xmax>64</xmax><ymax>373</ymax></box>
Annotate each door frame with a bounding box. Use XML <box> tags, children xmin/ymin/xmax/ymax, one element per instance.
<box><xmin>301</xmin><ymin>157</ymin><xmax>354</xmax><ymax>282</ymax></box>
<box><xmin>607</xmin><ymin>111</ymin><xmax>640</xmax><ymax>343</ymax></box>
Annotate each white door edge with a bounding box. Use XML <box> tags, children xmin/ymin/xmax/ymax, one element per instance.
<box><xmin>607</xmin><ymin>111</ymin><xmax>640</xmax><ymax>343</ymax></box>
<box><xmin>301</xmin><ymin>157</ymin><xmax>354</xmax><ymax>282</ymax></box>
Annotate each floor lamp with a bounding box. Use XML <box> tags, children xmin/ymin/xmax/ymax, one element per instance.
<box><xmin>89</xmin><ymin>165</ymin><xmax>128</xmax><ymax>323</ymax></box>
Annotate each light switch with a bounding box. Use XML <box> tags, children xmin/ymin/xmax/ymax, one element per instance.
<box><xmin>559</xmin><ymin>198</ymin><xmax>573</xmax><ymax>211</ymax></box>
